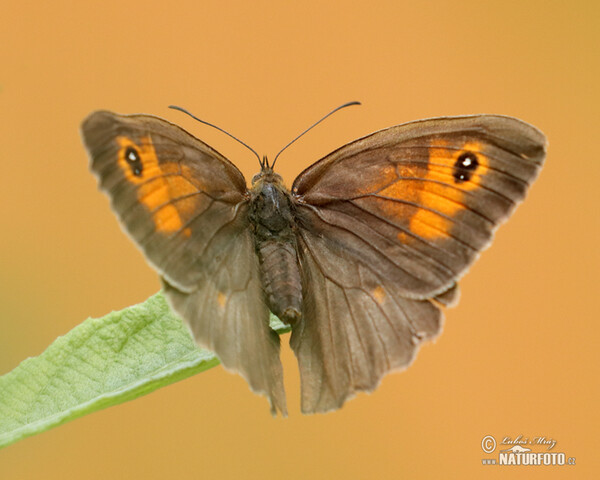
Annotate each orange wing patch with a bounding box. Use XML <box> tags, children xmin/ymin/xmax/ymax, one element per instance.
<box><xmin>116</xmin><ymin>136</ymin><xmax>198</xmax><ymax>237</ymax></box>
<box><xmin>371</xmin><ymin>285</ymin><xmax>386</xmax><ymax>305</ymax></box>
<box><xmin>407</xmin><ymin>140</ymin><xmax>489</xmax><ymax>240</ymax></box>
<box><xmin>368</xmin><ymin>140</ymin><xmax>489</xmax><ymax>242</ymax></box>
<box><xmin>217</xmin><ymin>291</ymin><xmax>227</xmax><ymax>310</ymax></box>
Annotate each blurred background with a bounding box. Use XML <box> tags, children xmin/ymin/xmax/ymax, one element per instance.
<box><xmin>1</xmin><ymin>1</ymin><xmax>597</xmax><ymax>478</ymax></box>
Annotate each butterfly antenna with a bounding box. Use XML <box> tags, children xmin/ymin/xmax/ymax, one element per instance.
<box><xmin>270</xmin><ymin>101</ymin><xmax>361</xmax><ymax>170</ymax></box>
<box><xmin>169</xmin><ymin>105</ymin><xmax>262</xmax><ymax>166</ymax></box>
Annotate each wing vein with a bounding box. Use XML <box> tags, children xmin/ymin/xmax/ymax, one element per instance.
<box><xmin>351</xmin><ymin>197</ymin><xmax>481</xmax><ymax>251</ymax></box>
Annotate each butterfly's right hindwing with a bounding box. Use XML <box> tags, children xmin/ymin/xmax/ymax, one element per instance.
<box><xmin>292</xmin><ymin>228</ymin><xmax>443</xmax><ymax>413</ymax></box>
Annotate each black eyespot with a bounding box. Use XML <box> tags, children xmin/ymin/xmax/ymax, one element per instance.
<box><xmin>124</xmin><ymin>146</ymin><xmax>143</xmax><ymax>177</ymax></box>
<box><xmin>453</xmin><ymin>152</ymin><xmax>478</xmax><ymax>184</ymax></box>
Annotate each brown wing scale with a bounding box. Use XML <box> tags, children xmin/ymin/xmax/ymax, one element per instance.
<box><xmin>81</xmin><ymin>111</ymin><xmax>286</xmax><ymax>415</ymax></box>
<box><xmin>291</xmin><ymin>115</ymin><xmax>546</xmax><ymax>413</ymax></box>
<box><xmin>82</xmin><ymin>110</ymin><xmax>545</xmax><ymax>416</ymax></box>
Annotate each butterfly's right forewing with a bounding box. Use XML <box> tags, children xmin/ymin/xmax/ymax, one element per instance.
<box><xmin>293</xmin><ymin>115</ymin><xmax>545</xmax><ymax>298</ymax></box>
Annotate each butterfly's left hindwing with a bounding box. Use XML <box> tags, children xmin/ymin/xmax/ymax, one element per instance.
<box><xmin>161</xmin><ymin>227</ymin><xmax>286</xmax><ymax>415</ymax></box>
<box><xmin>81</xmin><ymin>111</ymin><xmax>286</xmax><ymax>415</ymax></box>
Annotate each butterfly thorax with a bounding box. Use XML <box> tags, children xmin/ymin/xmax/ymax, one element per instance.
<box><xmin>249</xmin><ymin>168</ymin><xmax>303</xmax><ymax>325</ymax></box>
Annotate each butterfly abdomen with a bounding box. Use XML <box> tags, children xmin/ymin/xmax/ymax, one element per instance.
<box><xmin>250</xmin><ymin>172</ymin><xmax>303</xmax><ymax>325</ymax></box>
<box><xmin>258</xmin><ymin>239</ymin><xmax>302</xmax><ymax>324</ymax></box>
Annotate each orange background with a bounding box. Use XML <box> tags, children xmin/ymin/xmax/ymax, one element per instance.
<box><xmin>1</xmin><ymin>1</ymin><xmax>597</xmax><ymax>478</ymax></box>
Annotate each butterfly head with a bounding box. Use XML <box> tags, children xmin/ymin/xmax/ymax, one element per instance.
<box><xmin>252</xmin><ymin>157</ymin><xmax>284</xmax><ymax>187</ymax></box>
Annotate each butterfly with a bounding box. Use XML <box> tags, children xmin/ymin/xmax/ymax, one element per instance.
<box><xmin>81</xmin><ymin>105</ymin><xmax>546</xmax><ymax>416</ymax></box>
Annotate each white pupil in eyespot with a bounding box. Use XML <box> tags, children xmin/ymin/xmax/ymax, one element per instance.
<box><xmin>128</xmin><ymin>151</ymin><xmax>137</xmax><ymax>161</ymax></box>
<box><xmin>462</xmin><ymin>157</ymin><xmax>472</xmax><ymax>167</ymax></box>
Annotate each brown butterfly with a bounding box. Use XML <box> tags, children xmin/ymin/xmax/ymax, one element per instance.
<box><xmin>81</xmin><ymin>105</ymin><xmax>546</xmax><ymax>416</ymax></box>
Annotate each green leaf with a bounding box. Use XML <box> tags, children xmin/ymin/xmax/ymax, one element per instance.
<box><xmin>0</xmin><ymin>292</ymin><xmax>290</xmax><ymax>449</ymax></box>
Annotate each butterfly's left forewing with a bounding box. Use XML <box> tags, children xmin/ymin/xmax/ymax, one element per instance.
<box><xmin>82</xmin><ymin>111</ymin><xmax>248</xmax><ymax>290</ymax></box>
<box><xmin>291</xmin><ymin>115</ymin><xmax>546</xmax><ymax>413</ymax></box>
<box><xmin>81</xmin><ymin>111</ymin><xmax>286</xmax><ymax>415</ymax></box>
